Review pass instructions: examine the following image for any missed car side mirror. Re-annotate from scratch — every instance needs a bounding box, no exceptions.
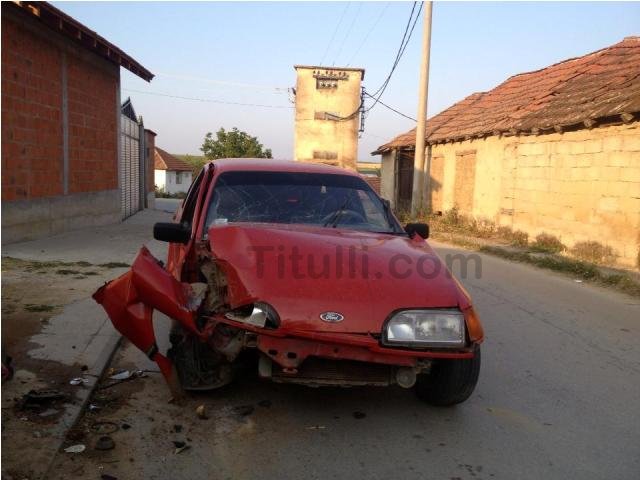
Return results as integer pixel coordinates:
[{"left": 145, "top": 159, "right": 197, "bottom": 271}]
[
  {"left": 405, "top": 222, "right": 429, "bottom": 239},
  {"left": 153, "top": 222, "right": 190, "bottom": 244}
]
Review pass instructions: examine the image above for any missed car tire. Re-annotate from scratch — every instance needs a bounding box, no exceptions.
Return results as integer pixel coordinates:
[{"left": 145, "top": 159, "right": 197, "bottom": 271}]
[{"left": 414, "top": 345, "right": 481, "bottom": 406}]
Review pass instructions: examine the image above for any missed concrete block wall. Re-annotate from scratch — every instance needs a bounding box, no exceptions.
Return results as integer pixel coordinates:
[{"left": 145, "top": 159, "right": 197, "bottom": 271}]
[
  {"left": 427, "top": 122, "right": 640, "bottom": 268},
  {"left": 1, "top": 8, "right": 121, "bottom": 244}
]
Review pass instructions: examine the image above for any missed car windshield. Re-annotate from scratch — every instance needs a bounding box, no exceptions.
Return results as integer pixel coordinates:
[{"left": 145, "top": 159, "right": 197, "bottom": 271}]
[{"left": 204, "top": 171, "right": 403, "bottom": 234}]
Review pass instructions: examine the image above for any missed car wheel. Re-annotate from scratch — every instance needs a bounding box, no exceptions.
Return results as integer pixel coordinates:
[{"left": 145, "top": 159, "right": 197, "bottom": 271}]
[{"left": 414, "top": 345, "right": 481, "bottom": 406}]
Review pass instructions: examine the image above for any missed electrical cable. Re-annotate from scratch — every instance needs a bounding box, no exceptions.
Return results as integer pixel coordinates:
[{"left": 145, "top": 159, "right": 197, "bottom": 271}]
[
  {"left": 320, "top": 2, "right": 351, "bottom": 66},
  {"left": 121, "top": 88, "right": 294, "bottom": 110},
  {"left": 332, "top": 2, "right": 363, "bottom": 66},
  {"left": 346, "top": 2, "right": 390, "bottom": 67}
]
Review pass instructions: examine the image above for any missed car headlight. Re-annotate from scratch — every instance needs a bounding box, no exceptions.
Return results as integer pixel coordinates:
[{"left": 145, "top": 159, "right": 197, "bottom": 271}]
[{"left": 383, "top": 309, "right": 465, "bottom": 348}]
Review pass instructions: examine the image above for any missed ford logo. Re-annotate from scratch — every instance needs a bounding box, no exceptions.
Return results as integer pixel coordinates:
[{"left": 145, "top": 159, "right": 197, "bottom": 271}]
[{"left": 320, "top": 312, "right": 344, "bottom": 323}]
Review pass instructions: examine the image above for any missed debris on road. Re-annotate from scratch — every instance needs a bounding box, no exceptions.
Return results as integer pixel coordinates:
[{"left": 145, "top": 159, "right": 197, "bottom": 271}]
[
  {"left": 21, "top": 389, "right": 66, "bottom": 411},
  {"left": 232, "top": 405, "right": 254, "bottom": 417},
  {"left": 306, "top": 425, "right": 326, "bottom": 430},
  {"left": 95, "top": 435, "right": 116, "bottom": 451},
  {"left": 64, "top": 444, "right": 86, "bottom": 453},
  {"left": 70, "top": 377, "right": 89, "bottom": 386},
  {"left": 90, "top": 420, "right": 119, "bottom": 435},
  {"left": 196, "top": 404, "right": 208, "bottom": 420},
  {"left": 173, "top": 441, "right": 190, "bottom": 454},
  {"left": 2, "top": 354, "right": 14, "bottom": 382},
  {"left": 121, "top": 423, "right": 131, "bottom": 430},
  {"left": 109, "top": 370, "right": 132, "bottom": 381}
]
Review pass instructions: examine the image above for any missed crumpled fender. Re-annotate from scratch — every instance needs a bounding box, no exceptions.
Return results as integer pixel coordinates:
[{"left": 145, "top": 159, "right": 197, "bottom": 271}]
[{"left": 93, "top": 246, "right": 203, "bottom": 396}]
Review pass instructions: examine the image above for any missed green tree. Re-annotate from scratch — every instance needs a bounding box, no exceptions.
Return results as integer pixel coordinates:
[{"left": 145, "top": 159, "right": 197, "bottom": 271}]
[{"left": 200, "top": 127, "right": 272, "bottom": 160}]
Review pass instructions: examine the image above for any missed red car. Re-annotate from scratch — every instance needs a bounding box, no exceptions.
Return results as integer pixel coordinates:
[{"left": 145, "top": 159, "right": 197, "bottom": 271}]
[{"left": 94, "top": 159, "right": 484, "bottom": 406}]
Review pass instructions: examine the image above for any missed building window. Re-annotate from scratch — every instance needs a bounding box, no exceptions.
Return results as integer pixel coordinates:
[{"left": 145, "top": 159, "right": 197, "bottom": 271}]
[
  {"left": 176, "top": 172, "right": 182, "bottom": 184},
  {"left": 313, "top": 150, "right": 338, "bottom": 160}
]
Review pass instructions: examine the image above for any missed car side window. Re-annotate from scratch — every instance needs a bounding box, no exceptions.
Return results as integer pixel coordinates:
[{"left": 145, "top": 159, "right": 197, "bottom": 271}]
[{"left": 177, "top": 170, "right": 203, "bottom": 230}]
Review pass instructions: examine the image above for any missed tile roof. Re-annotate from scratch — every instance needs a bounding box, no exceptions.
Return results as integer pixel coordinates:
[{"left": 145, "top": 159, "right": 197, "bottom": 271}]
[
  {"left": 154, "top": 148, "right": 193, "bottom": 172},
  {"left": 374, "top": 37, "right": 640, "bottom": 154}
]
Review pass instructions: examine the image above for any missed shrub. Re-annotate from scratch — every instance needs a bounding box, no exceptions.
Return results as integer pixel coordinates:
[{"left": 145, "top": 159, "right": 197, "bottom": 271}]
[
  {"left": 570, "top": 241, "right": 617, "bottom": 265},
  {"left": 530, "top": 233, "right": 565, "bottom": 254},
  {"left": 495, "top": 226, "right": 529, "bottom": 247},
  {"left": 442, "top": 206, "right": 462, "bottom": 226}
]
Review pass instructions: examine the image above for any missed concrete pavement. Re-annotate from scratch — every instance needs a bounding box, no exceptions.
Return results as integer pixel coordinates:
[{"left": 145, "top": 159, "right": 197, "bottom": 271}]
[{"left": 45, "top": 241, "right": 640, "bottom": 480}]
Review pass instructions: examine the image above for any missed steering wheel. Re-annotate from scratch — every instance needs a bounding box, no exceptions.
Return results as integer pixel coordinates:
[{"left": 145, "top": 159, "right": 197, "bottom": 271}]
[{"left": 321, "top": 209, "right": 366, "bottom": 226}]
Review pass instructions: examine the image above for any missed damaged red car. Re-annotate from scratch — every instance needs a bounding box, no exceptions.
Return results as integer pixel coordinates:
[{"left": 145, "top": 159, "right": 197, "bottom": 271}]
[{"left": 94, "top": 159, "right": 484, "bottom": 406}]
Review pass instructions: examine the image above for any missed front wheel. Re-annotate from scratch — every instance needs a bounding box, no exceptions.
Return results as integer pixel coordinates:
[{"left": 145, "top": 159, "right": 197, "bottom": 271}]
[{"left": 415, "top": 346, "right": 481, "bottom": 406}]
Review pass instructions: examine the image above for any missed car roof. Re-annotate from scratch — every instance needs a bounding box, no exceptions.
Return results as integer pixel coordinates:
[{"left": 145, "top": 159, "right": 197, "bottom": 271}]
[{"left": 210, "top": 158, "right": 361, "bottom": 177}]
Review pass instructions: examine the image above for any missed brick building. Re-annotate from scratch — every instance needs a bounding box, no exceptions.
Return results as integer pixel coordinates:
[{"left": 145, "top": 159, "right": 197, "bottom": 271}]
[
  {"left": 1, "top": 1, "right": 153, "bottom": 243},
  {"left": 375, "top": 37, "right": 640, "bottom": 268}
]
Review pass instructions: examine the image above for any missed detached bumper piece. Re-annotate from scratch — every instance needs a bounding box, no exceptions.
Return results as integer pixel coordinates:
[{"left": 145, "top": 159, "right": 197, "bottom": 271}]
[{"left": 93, "top": 246, "right": 204, "bottom": 399}]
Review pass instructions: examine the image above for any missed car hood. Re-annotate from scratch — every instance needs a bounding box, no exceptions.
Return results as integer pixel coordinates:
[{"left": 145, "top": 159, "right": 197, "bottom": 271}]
[{"left": 208, "top": 224, "right": 468, "bottom": 333}]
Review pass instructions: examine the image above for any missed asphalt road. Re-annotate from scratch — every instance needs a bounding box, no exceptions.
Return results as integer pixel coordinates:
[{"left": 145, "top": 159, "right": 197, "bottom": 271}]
[{"left": 49, "top": 243, "right": 640, "bottom": 480}]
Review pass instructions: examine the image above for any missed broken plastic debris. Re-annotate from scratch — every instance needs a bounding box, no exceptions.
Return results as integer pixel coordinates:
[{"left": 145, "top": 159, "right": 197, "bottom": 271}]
[
  {"left": 196, "top": 404, "right": 208, "bottom": 420},
  {"left": 70, "top": 377, "right": 89, "bottom": 386},
  {"left": 64, "top": 444, "right": 86, "bottom": 453},
  {"left": 109, "top": 370, "right": 131, "bottom": 381},
  {"left": 173, "top": 441, "right": 190, "bottom": 454},
  {"left": 95, "top": 435, "right": 116, "bottom": 451},
  {"left": 89, "top": 404, "right": 101, "bottom": 412}
]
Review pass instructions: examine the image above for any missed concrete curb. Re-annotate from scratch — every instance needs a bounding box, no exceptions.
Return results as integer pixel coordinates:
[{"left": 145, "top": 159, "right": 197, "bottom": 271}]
[{"left": 42, "top": 332, "right": 122, "bottom": 478}]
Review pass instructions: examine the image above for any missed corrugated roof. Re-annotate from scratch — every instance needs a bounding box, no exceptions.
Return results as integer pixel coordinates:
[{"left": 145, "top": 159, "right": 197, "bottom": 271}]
[
  {"left": 8, "top": 1, "right": 153, "bottom": 82},
  {"left": 374, "top": 37, "right": 640, "bottom": 154},
  {"left": 154, "top": 148, "right": 193, "bottom": 172}
]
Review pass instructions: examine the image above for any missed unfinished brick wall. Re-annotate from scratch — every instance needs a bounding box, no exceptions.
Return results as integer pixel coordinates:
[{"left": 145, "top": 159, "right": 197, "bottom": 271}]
[
  {"left": 429, "top": 122, "right": 640, "bottom": 268},
  {"left": 1, "top": 16, "right": 64, "bottom": 200},
  {"left": 66, "top": 55, "right": 118, "bottom": 194},
  {"left": 1, "top": 10, "right": 119, "bottom": 201}
]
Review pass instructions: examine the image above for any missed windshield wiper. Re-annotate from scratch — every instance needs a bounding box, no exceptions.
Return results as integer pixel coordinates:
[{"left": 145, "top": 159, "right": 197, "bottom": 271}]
[{"left": 323, "top": 194, "right": 353, "bottom": 228}]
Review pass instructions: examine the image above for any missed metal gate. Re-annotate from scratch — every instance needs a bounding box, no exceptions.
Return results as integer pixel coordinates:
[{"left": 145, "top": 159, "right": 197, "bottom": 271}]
[{"left": 120, "top": 99, "right": 145, "bottom": 219}]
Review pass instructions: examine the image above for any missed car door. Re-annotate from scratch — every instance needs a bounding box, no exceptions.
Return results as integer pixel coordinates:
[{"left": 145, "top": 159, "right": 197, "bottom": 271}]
[{"left": 166, "top": 165, "right": 212, "bottom": 280}]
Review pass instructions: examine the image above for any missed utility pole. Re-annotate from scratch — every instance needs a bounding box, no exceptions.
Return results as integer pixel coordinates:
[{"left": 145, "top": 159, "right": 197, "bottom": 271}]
[{"left": 411, "top": 1, "right": 433, "bottom": 217}]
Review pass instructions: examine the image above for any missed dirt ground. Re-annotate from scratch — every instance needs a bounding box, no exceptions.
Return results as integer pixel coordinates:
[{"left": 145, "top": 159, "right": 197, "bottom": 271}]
[
  {"left": 1, "top": 257, "right": 127, "bottom": 353},
  {"left": 1, "top": 257, "right": 129, "bottom": 480}
]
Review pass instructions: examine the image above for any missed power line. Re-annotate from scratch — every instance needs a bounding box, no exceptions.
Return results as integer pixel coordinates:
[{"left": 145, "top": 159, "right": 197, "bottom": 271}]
[
  {"left": 320, "top": 2, "right": 351, "bottom": 66},
  {"left": 333, "top": 2, "right": 420, "bottom": 122},
  {"left": 332, "top": 2, "right": 363, "bottom": 66},
  {"left": 369, "top": 1, "right": 420, "bottom": 99},
  {"left": 122, "top": 88, "right": 294, "bottom": 110},
  {"left": 365, "top": 93, "right": 416, "bottom": 121},
  {"left": 154, "top": 72, "right": 288, "bottom": 93},
  {"left": 346, "top": 2, "right": 390, "bottom": 67}
]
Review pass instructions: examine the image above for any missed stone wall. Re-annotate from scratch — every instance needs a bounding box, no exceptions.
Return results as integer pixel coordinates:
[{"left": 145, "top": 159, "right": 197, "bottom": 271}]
[{"left": 427, "top": 122, "right": 640, "bottom": 268}]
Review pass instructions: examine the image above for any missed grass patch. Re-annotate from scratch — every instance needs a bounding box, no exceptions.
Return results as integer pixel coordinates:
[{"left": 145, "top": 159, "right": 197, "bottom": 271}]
[
  {"left": 479, "top": 245, "right": 640, "bottom": 297},
  {"left": 24, "top": 304, "right": 55, "bottom": 312},
  {"left": 530, "top": 233, "right": 566, "bottom": 254},
  {"left": 98, "top": 262, "right": 129, "bottom": 269},
  {"left": 56, "top": 269, "right": 82, "bottom": 275}
]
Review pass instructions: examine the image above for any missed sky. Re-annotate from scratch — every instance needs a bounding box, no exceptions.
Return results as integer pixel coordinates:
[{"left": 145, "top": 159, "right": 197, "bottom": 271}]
[{"left": 54, "top": 1, "right": 640, "bottom": 161}]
